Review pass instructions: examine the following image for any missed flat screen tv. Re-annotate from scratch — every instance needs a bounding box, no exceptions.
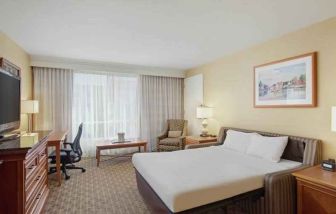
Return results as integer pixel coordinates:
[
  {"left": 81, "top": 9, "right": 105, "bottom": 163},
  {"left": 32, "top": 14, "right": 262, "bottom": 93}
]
[{"left": 0, "top": 68, "right": 20, "bottom": 135}]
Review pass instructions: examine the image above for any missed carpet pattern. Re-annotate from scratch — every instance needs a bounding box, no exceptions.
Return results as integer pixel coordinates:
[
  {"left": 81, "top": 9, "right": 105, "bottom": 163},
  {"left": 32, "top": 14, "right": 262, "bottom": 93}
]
[{"left": 45, "top": 157, "right": 150, "bottom": 214}]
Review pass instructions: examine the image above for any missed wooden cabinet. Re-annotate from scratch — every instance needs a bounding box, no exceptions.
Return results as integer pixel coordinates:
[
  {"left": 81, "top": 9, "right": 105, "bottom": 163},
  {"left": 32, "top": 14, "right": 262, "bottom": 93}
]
[
  {"left": 0, "top": 131, "right": 50, "bottom": 214},
  {"left": 292, "top": 166, "right": 336, "bottom": 214}
]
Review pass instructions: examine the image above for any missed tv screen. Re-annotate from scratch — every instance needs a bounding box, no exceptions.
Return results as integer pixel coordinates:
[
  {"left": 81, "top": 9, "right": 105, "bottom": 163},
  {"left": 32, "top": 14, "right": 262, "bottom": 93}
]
[{"left": 0, "top": 69, "right": 20, "bottom": 134}]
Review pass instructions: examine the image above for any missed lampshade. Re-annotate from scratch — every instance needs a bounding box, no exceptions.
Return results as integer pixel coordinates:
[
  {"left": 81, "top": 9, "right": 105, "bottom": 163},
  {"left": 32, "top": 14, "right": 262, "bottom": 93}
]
[
  {"left": 21, "top": 100, "right": 39, "bottom": 114},
  {"left": 196, "top": 106, "right": 213, "bottom": 119},
  {"left": 332, "top": 107, "right": 336, "bottom": 132}
]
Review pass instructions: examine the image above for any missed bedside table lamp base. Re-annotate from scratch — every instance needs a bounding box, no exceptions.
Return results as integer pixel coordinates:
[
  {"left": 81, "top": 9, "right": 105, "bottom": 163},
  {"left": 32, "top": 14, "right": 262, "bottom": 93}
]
[{"left": 200, "top": 119, "right": 209, "bottom": 137}]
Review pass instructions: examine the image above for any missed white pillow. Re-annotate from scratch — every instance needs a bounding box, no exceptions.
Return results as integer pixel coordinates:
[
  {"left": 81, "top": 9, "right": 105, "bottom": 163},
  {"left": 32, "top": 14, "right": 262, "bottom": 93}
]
[
  {"left": 222, "top": 130, "right": 259, "bottom": 153},
  {"left": 246, "top": 135, "right": 288, "bottom": 162}
]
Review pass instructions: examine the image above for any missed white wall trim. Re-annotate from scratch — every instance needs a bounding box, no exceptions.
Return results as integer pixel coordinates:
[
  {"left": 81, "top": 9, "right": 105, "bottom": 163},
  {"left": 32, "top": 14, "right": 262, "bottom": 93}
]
[{"left": 30, "top": 55, "right": 185, "bottom": 78}]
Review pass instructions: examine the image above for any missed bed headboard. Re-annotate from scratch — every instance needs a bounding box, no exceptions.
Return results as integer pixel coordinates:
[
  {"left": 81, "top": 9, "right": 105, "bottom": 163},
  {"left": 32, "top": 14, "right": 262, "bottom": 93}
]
[{"left": 217, "top": 127, "right": 322, "bottom": 166}]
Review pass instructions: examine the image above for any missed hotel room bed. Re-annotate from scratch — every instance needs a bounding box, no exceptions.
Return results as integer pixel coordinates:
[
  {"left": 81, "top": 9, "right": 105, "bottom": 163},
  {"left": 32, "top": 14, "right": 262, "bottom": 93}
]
[{"left": 133, "top": 127, "right": 322, "bottom": 214}]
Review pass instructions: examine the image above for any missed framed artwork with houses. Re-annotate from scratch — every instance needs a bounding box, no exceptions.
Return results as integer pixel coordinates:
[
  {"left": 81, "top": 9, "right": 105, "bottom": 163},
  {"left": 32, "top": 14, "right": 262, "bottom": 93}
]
[{"left": 254, "top": 52, "right": 317, "bottom": 108}]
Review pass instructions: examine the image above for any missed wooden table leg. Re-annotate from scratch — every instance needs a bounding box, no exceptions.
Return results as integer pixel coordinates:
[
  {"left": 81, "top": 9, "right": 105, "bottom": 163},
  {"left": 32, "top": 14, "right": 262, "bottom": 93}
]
[
  {"left": 96, "top": 148, "right": 100, "bottom": 167},
  {"left": 144, "top": 144, "right": 147, "bottom": 152},
  {"left": 55, "top": 143, "right": 61, "bottom": 186}
]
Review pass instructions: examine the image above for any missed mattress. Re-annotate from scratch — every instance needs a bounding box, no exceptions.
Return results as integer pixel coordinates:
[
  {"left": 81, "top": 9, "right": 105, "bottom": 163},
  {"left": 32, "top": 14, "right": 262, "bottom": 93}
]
[{"left": 132, "top": 146, "right": 302, "bottom": 212}]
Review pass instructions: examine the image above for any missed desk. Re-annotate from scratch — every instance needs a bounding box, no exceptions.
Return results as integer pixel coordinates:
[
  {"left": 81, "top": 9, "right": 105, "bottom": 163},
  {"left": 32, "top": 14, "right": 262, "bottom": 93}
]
[{"left": 47, "top": 131, "right": 68, "bottom": 186}]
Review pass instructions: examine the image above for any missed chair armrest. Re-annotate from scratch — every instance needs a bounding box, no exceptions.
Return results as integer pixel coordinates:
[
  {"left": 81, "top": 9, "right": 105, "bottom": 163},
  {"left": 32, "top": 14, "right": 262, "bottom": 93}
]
[
  {"left": 178, "top": 136, "right": 186, "bottom": 149},
  {"left": 185, "top": 142, "right": 221, "bottom": 149},
  {"left": 60, "top": 148, "right": 72, "bottom": 154},
  {"left": 264, "top": 165, "right": 309, "bottom": 214},
  {"left": 157, "top": 133, "right": 168, "bottom": 140},
  {"left": 63, "top": 142, "right": 73, "bottom": 149}
]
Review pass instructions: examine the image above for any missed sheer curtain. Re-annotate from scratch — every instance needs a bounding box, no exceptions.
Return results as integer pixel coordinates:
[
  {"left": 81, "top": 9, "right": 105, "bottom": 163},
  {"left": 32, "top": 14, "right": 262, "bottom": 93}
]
[
  {"left": 33, "top": 67, "right": 73, "bottom": 135},
  {"left": 72, "top": 72, "right": 139, "bottom": 156},
  {"left": 139, "top": 75, "right": 184, "bottom": 151}
]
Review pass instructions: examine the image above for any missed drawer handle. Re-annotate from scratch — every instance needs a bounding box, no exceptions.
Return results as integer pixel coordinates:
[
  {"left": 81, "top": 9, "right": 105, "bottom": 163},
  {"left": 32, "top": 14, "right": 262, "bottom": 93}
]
[
  {"left": 28, "top": 164, "right": 35, "bottom": 170},
  {"left": 35, "top": 175, "right": 42, "bottom": 181},
  {"left": 40, "top": 153, "right": 45, "bottom": 157},
  {"left": 36, "top": 193, "right": 42, "bottom": 200}
]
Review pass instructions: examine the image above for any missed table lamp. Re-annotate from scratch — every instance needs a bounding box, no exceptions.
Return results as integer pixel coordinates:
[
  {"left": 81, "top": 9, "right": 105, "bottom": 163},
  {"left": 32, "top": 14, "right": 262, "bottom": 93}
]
[
  {"left": 196, "top": 105, "right": 213, "bottom": 137},
  {"left": 21, "top": 100, "right": 39, "bottom": 133},
  {"left": 332, "top": 107, "right": 336, "bottom": 132}
]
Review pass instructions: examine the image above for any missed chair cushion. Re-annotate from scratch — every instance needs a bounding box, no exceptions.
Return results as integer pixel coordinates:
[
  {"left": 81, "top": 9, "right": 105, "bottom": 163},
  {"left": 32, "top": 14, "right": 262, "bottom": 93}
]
[
  {"left": 49, "top": 150, "right": 80, "bottom": 163},
  {"left": 158, "top": 145, "right": 181, "bottom": 152},
  {"left": 159, "top": 138, "right": 181, "bottom": 146},
  {"left": 168, "top": 131, "right": 182, "bottom": 138}
]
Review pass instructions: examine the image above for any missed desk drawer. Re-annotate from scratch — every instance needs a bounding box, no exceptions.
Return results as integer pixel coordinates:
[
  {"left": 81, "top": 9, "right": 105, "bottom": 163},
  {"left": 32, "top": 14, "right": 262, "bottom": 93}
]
[
  {"left": 38, "top": 147, "right": 47, "bottom": 164},
  {"left": 25, "top": 155, "right": 39, "bottom": 180},
  {"left": 31, "top": 184, "right": 49, "bottom": 214},
  {"left": 26, "top": 158, "right": 47, "bottom": 202},
  {"left": 26, "top": 169, "right": 47, "bottom": 214}
]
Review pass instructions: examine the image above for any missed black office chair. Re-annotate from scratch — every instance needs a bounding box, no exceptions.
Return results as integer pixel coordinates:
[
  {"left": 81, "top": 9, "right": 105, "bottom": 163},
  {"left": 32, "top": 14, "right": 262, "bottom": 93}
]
[{"left": 49, "top": 123, "right": 85, "bottom": 180}]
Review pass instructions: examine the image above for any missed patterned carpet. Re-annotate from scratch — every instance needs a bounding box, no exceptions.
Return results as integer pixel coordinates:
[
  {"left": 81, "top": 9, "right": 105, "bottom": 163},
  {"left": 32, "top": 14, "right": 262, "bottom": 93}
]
[{"left": 45, "top": 157, "right": 150, "bottom": 214}]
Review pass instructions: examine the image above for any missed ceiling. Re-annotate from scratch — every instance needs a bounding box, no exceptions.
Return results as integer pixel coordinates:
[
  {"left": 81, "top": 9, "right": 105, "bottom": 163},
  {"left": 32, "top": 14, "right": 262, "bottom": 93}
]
[{"left": 0, "top": 0, "right": 336, "bottom": 70}]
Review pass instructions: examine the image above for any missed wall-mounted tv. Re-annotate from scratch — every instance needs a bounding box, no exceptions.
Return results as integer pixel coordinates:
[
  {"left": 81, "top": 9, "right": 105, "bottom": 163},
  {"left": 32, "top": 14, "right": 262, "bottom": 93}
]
[{"left": 0, "top": 68, "right": 20, "bottom": 134}]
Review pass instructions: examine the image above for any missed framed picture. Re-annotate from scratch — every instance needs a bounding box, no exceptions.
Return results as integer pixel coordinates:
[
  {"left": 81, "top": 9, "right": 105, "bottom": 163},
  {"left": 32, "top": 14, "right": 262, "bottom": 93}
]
[{"left": 254, "top": 52, "right": 317, "bottom": 108}]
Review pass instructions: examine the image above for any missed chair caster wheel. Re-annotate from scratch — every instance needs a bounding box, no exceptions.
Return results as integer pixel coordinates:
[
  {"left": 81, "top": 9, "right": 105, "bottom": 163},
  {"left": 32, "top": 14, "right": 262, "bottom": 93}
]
[
  {"left": 65, "top": 175, "right": 70, "bottom": 180},
  {"left": 82, "top": 169, "right": 86, "bottom": 173}
]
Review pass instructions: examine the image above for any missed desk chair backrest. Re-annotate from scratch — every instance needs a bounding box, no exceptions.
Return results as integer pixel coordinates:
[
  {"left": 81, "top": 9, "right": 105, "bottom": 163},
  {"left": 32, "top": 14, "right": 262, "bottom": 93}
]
[{"left": 72, "top": 123, "right": 83, "bottom": 159}]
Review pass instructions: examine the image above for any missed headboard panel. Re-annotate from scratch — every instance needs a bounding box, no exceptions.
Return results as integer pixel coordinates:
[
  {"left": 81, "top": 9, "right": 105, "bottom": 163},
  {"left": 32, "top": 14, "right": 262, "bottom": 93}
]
[{"left": 217, "top": 127, "right": 322, "bottom": 166}]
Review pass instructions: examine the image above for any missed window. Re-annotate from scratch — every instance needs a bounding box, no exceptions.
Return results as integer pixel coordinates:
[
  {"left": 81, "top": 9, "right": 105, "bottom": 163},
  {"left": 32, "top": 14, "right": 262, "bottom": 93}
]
[{"left": 72, "top": 72, "right": 139, "bottom": 155}]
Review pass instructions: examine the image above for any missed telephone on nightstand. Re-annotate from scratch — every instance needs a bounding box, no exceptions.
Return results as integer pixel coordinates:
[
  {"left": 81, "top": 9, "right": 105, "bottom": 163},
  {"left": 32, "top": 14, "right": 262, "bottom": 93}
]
[{"left": 321, "top": 159, "right": 336, "bottom": 172}]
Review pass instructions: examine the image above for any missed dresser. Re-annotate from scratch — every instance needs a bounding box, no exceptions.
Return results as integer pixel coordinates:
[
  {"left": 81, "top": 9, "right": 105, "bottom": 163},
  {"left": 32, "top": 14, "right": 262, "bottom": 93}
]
[
  {"left": 0, "top": 131, "right": 51, "bottom": 214},
  {"left": 292, "top": 165, "right": 336, "bottom": 214}
]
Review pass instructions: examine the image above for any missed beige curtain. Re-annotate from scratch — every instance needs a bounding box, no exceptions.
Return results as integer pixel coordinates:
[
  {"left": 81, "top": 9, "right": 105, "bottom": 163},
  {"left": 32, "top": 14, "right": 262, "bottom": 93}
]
[
  {"left": 33, "top": 67, "right": 73, "bottom": 138},
  {"left": 139, "top": 75, "right": 184, "bottom": 151}
]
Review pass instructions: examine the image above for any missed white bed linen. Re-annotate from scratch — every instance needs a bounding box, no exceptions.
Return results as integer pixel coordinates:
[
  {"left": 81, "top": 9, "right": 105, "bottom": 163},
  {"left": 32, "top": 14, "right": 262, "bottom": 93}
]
[{"left": 132, "top": 146, "right": 302, "bottom": 212}]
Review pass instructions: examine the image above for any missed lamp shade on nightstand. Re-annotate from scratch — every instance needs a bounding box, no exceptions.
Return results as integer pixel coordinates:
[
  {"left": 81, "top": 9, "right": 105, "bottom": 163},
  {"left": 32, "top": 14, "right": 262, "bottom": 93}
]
[
  {"left": 332, "top": 107, "right": 336, "bottom": 132},
  {"left": 196, "top": 106, "right": 213, "bottom": 119},
  {"left": 21, "top": 100, "right": 39, "bottom": 114}
]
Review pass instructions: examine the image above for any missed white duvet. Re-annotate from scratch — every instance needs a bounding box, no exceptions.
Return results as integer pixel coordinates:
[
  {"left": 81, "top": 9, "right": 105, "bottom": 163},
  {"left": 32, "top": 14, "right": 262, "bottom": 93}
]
[{"left": 132, "top": 146, "right": 302, "bottom": 213}]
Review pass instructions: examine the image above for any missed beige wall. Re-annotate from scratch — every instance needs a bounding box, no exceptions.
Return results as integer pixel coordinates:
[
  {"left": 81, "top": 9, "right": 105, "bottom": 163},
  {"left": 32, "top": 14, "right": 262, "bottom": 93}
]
[
  {"left": 186, "top": 17, "right": 336, "bottom": 159},
  {"left": 0, "top": 32, "right": 32, "bottom": 131}
]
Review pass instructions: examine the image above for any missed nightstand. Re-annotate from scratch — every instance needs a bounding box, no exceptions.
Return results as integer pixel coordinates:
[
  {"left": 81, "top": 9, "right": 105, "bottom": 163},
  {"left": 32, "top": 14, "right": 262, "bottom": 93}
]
[
  {"left": 292, "top": 165, "right": 336, "bottom": 214},
  {"left": 185, "top": 136, "right": 217, "bottom": 145}
]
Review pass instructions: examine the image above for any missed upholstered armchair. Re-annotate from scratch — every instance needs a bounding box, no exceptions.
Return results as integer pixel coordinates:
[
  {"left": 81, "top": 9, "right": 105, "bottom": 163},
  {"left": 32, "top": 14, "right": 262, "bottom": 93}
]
[{"left": 156, "top": 119, "right": 188, "bottom": 152}]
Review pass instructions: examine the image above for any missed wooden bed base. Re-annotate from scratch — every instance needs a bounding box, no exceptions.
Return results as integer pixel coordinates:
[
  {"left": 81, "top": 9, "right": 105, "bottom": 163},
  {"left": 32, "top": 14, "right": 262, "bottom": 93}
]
[{"left": 135, "top": 170, "right": 265, "bottom": 214}]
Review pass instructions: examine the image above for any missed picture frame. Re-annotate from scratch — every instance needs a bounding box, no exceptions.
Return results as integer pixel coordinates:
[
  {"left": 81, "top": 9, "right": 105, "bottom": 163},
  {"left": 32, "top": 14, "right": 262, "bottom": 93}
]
[{"left": 254, "top": 52, "right": 317, "bottom": 108}]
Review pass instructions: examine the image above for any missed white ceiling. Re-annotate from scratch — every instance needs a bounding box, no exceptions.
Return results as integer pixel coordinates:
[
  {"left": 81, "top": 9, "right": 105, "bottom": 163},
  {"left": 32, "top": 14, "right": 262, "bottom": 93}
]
[{"left": 0, "top": 0, "right": 336, "bottom": 70}]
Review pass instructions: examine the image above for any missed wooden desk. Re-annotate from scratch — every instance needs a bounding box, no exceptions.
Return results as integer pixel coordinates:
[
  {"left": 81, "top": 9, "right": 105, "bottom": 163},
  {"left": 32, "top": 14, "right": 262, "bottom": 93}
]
[
  {"left": 186, "top": 136, "right": 217, "bottom": 145},
  {"left": 47, "top": 131, "right": 68, "bottom": 186},
  {"left": 96, "top": 141, "right": 147, "bottom": 167},
  {"left": 292, "top": 165, "right": 336, "bottom": 214}
]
